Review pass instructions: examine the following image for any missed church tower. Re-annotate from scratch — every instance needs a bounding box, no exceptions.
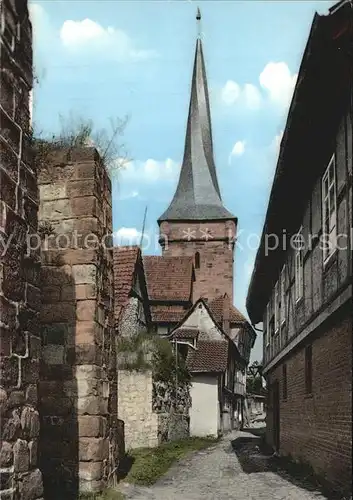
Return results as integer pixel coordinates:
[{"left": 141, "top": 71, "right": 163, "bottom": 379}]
[{"left": 158, "top": 9, "right": 237, "bottom": 303}]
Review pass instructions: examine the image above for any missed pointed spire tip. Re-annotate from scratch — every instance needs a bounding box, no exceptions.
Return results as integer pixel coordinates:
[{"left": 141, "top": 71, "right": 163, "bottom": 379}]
[{"left": 196, "top": 7, "right": 201, "bottom": 21}]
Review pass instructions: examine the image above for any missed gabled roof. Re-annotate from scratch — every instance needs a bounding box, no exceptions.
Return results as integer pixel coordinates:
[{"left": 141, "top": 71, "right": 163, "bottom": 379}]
[
  {"left": 158, "top": 34, "right": 235, "bottom": 222},
  {"left": 113, "top": 246, "right": 150, "bottom": 324},
  {"left": 150, "top": 305, "right": 187, "bottom": 323},
  {"left": 207, "top": 295, "right": 248, "bottom": 325},
  {"left": 171, "top": 327, "right": 199, "bottom": 340},
  {"left": 186, "top": 340, "right": 228, "bottom": 373},
  {"left": 143, "top": 255, "right": 194, "bottom": 302}
]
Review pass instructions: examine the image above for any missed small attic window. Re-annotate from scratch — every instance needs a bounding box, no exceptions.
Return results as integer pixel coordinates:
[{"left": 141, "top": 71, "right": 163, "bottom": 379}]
[{"left": 195, "top": 252, "right": 200, "bottom": 269}]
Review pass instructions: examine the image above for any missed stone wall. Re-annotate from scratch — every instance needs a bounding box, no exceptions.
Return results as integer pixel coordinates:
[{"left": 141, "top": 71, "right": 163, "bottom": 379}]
[
  {"left": 117, "top": 370, "right": 159, "bottom": 449},
  {"left": 0, "top": 1, "right": 44, "bottom": 498},
  {"left": 38, "top": 148, "right": 119, "bottom": 497},
  {"left": 119, "top": 296, "right": 147, "bottom": 339},
  {"left": 118, "top": 370, "right": 190, "bottom": 450}
]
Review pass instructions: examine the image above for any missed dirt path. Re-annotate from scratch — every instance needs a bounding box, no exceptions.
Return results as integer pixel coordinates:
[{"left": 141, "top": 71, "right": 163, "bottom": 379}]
[{"left": 118, "top": 429, "right": 329, "bottom": 500}]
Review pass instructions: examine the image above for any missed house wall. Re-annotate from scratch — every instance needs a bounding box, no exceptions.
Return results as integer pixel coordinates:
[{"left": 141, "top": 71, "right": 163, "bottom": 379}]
[
  {"left": 181, "top": 302, "right": 223, "bottom": 340},
  {"left": 159, "top": 220, "right": 236, "bottom": 302},
  {"left": 0, "top": 2, "right": 44, "bottom": 498},
  {"left": 263, "top": 109, "right": 352, "bottom": 368},
  {"left": 266, "top": 306, "right": 352, "bottom": 495},
  {"left": 190, "top": 374, "right": 219, "bottom": 437}
]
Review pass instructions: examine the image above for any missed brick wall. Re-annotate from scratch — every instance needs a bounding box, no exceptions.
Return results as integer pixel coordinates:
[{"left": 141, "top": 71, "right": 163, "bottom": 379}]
[
  {"left": 0, "top": 1, "right": 44, "bottom": 498},
  {"left": 38, "top": 148, "right": 119, "bottom": 497},
  {"left": 266, "top": 305, "right": 352, "bottom": 494},
  {"left": 160, "top": 220, "right": 236, "bottom": 302}
]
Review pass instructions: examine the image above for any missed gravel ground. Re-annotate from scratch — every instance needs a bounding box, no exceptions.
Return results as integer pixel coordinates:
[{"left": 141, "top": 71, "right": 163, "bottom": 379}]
[{"left": 118, "top": 428, "right": 329, "bottom": 500}]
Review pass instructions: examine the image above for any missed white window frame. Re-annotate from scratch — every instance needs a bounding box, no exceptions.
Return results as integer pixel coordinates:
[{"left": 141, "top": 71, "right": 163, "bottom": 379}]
[
  {"left": 295, "top": 227, "right": 304, "bottom": 302},
  {"left": 322, "top": 154, "right": 337, "bottom": 264},
  {"left": 280, "top": 265, "right": 286, "bottom": 324},
  {"left": 274, "top": 281, "right": 279, "bottom": 333}
]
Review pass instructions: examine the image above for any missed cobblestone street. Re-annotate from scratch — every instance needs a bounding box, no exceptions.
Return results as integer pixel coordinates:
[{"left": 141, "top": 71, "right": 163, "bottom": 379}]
[{"left": 119, "top": 427, "right": 330, "bottom": 500}]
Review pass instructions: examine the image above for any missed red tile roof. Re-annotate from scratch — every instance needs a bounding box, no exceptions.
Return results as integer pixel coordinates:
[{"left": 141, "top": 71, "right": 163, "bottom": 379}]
[
  {"left": 150, "top": 305, "right": 187, "bottom": 323},
  {"left": 143, "top": 256, "right": 193, "bottom": 301},
  {"left": 207, "top": 295, "right": 248, "bottom": 325},
  {"left": 186, "top": 340, "right": 228, "bottom": 373},
  {"left": 171, "top": 328, "right": 199, "bottom": 340},
  {"left": 113, "top": 246, "right": 140, "bottom": 322}
]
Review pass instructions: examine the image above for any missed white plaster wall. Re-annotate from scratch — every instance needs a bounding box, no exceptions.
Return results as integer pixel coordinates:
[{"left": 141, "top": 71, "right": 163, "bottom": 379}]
[
  {"left": 182, "top": 303, "right": 223, "bottom": 340},
  {"left": 190, "top": 374, "right": 219, "bottom": 437}
]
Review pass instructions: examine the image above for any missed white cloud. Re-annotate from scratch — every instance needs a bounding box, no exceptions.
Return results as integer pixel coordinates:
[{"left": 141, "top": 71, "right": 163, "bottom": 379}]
[
  {"left": 229, "top": 141, "right": 246, "bottom": 164},
  {"left": 221, "top": 80, "right": 241, "bottom": 106},
  {"left": 221, "top": 81, "right": 261, "bottom": 110},
  {"left": 60, "top": 18, "right": 157, "bottom": 61},
  {"left": 120, "top": 158, "right": 180, "bottom": 183},
  {"left": 114, "top": 227, "right": 142, "bottom": 244},
  {"left": 221, "top": 62, "right": 297, "bottom": 111},
  {"left": 259, "top": 62, "right": 297, "bottom": 107},
  {"left": 243, "top": 84, "right": 262, "bottom": 110},
  {"left": 271, "top": 130, "right": 284, "bottom": 153}
]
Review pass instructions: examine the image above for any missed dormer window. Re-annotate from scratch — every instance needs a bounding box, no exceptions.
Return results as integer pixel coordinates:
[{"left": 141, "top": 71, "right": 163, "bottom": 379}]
[{"left": 195, "top": 252, "right": 200, "bottom": 269}]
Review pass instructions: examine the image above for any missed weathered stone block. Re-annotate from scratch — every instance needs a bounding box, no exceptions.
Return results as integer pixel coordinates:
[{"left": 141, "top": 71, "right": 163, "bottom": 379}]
[
  {"left": 41, "top": 303, "right": 76, "bottom": 323},
  {"left": 76, "top": 300, "right": 96, "bottom": 321},
  {"left": 67, "top": 179, "right": 98, "bottom": 198},
  {"left": 0, "top": 387, "right": 8, "bottom": 415},
  {"left": 43, "top": 345, "right": 65, "bottom": 365},
  {"left": 79, "top": 461, "right": 103, "bottom": 481},
  {"left": 28, "top": 439, "right": 38, "bottom": 467},
  {"left": 79, "top": 478, "right": 104, "bottom": 494},
  {"left": 2, "top": 409, "right": 21, "bottom": 440},
  {"left": 25, "top": 385, "right": 38, "bottom": 406},
  {"left": 42, "top": 323, "right": 67, "bottom": 345},
  {"left": 25, "top": 284, "right": 41, "bottom": 311},
  {"left": 61, "top": 285, "right": 75, "bottom": 302},
  {"left": 18, "top": 468, "right": 44, "bottom": 500},
  {"left": 72, "top": 264, "right": 96, "bottom": 285},
  {"left": 40, "top": 265, "right": 72, "bottom": 286},
  {"left": 74, "top": 344, "right": 102, "bottom": 365},
  {"left": 75, "top": 364, "right": 103, "bottom": 380},
  {"left": 71, "top": 196, "right": 98, "bottom": 218},
  {"left": 77, "top": 396, "right": 108, "bottom": 416},
  {"left": 79, "top": 438, "right": 109, "bottom": 462},
  {"left": 20, "top": 407, "right": 40, "bottom": 438},
  {"left": 78, "top": 416, "right": 107, "bottom": 438},
  {"left": 77, "top": 377, "right": 100, "bottom": 398},
  {"left": 13, "top": 439, "right": 29, "bottom": 473},
  {"left": 40, "top": 199, "right": 71, "bottom": 220},
  {"left": 75, "top": 284, "right": 97, "bottom": 300},
  {"left": 0, "top": 441, "right": 13, "bottom": 467},
  {"left": 39, "top": 184, "right": 67, "bottom": 201},
  {"left": 7, "top": 391, "right": 25, "bottom": 408}
]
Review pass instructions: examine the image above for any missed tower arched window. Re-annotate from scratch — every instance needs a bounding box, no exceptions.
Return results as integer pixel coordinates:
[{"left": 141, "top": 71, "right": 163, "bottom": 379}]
[{"left": 195, "top": 252, "right": 200, "bottom": 269}]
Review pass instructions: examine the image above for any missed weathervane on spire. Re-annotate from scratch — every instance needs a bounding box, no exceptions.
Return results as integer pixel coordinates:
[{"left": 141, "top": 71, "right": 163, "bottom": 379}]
[{"left": 196, "top": 7, "right": 201, "bottom": 39}]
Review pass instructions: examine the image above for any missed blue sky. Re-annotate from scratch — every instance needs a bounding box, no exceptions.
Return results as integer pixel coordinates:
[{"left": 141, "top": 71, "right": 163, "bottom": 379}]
[{"left": 30, "top": 0, "right": 333, "bottom": 361}]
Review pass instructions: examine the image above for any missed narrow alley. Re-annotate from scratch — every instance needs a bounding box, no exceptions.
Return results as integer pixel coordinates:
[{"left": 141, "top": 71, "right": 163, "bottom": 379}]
[{"left": 119, "top": 425, "right": 332, "bottom": 500}]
